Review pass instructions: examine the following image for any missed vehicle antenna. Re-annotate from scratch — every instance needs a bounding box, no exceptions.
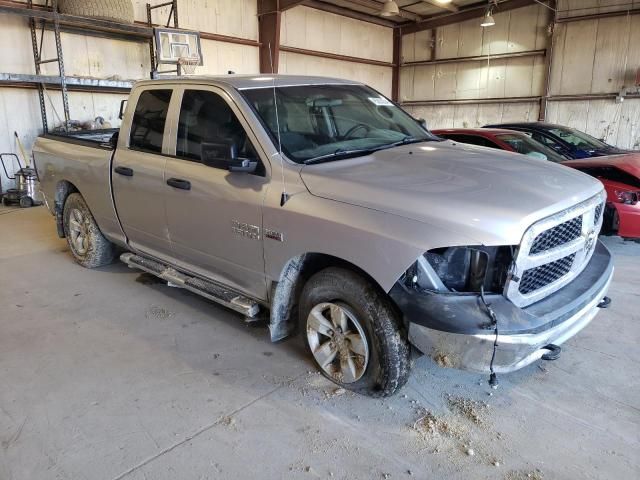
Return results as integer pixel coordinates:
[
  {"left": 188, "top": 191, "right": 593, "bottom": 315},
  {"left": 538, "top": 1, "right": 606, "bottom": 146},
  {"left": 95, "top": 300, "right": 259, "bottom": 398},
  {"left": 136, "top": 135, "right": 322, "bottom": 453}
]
[{"left": 269, "top": 43, "right": 289, "bottom": 207}]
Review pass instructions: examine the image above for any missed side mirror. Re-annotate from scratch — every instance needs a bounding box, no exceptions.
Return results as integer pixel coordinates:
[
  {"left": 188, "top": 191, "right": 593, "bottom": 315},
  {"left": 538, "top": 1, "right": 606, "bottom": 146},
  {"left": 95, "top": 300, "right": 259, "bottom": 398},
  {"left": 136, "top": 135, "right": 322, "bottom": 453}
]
[
  {"left": 201, "top": 141, "right": 257, "bottom": 173},
  {"left": 108, "top": 131, "right": 119, "bottom": 149},
  {"left": 417, "top": 118, "right": 427, "bottom": 130},
  {"left": 118, "top": 100, "right": 127, "bottom": 120},
  {"left": 228, "top": 158, "right": 258, "bottom": 173}
]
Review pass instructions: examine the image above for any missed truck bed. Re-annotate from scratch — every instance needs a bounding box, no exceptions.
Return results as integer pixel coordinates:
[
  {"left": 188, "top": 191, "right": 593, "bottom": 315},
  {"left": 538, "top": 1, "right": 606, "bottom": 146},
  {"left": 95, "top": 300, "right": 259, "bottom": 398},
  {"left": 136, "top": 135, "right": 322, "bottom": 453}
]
[
  {"left": 33, "top": 130, "right": 123, "bottom": 244},
  {"left": 44, "top": 128, "right": 119, "bottom": 150}
]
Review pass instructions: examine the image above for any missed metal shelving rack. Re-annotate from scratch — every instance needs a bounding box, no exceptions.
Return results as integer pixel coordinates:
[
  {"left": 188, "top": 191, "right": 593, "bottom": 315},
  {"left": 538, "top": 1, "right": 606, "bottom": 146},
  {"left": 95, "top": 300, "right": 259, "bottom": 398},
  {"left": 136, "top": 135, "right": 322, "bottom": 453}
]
[
  {"left": 27, "top": 0, "right": 69, "bottom": 133},
  {"left": 0, "top": 0, "right": 179, "bottom": 134}
]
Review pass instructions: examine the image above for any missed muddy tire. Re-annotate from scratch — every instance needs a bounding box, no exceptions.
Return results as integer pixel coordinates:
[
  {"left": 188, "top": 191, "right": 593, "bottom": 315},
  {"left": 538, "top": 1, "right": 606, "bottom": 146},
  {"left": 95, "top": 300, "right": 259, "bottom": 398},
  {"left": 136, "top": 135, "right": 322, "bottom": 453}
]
[
  {"left": 299, "top": 267, "right": 410, "bottom": 397},
  {"left": 63, "top": 193, "right": 116, "bottom": 268},
  {"left": 58, "top": 0, "right": 134, "bottom": 24}
]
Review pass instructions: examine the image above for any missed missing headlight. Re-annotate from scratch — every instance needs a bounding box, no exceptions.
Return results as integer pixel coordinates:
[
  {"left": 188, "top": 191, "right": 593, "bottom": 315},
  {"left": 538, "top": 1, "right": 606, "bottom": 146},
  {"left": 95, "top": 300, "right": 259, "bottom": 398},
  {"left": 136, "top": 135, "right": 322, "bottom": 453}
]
[{"left": 422, "top": 246, "right": 514, "bottom": 293}]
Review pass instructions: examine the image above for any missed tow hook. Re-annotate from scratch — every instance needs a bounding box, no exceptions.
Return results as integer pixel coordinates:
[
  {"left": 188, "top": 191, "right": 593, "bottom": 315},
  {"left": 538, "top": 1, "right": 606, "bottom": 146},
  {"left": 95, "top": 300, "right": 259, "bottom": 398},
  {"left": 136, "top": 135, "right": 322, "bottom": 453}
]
[
  {"left": 597, "top": 296, "right": 612, "bottom": 309},
  {"left": 541, "top": 344, "right": 561, "bottom": 361}
]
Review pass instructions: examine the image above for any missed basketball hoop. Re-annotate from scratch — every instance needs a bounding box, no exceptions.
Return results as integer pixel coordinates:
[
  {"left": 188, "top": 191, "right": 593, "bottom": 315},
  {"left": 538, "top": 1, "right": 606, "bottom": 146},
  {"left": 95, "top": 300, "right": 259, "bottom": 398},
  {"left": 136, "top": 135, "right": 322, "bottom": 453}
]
[
  {"left": 153, "top": 28, "right": 203, "bottom": 76},
  {"left": 178, "top": 56, "right": 199, "bottom": 75}
]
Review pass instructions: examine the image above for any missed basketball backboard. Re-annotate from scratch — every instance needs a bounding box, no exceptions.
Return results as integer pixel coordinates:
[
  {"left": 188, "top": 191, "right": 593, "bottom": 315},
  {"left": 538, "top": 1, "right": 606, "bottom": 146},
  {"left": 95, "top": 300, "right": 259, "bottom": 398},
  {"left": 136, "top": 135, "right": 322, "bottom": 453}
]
[{"left": 154, "top": 28, "right": 203, "bottom": 65}]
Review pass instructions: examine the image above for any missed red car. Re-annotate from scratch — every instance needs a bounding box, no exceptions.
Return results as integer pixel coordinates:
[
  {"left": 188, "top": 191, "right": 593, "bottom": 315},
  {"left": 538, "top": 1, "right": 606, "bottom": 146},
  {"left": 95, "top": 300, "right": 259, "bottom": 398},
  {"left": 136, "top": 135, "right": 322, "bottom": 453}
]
[{"left": 433, "top": 128, "right": 640, "bottom": 239}]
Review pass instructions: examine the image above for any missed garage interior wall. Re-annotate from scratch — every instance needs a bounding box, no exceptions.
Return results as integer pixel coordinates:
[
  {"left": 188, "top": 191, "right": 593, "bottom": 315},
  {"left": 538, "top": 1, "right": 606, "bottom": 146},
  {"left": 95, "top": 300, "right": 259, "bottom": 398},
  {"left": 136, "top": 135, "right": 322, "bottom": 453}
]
[
  {"left": 0, "top": 1, "right": 394, "bottom": 189},
  {"left": 400, "top": 3, "right": 550, "bottom": 130},
  {"left": 0, "top": 0, "right": 260, "bottom": 187},
  {"left": 401, "top": 0, "right": 640, "bottom": 151},
  {"left": 279, "top": 6, "right": 393, "bottom": 96},
  {"left": 4, "top": 0, "right": 640, "bottom": 190},
  {"left": 547, "top": 0, "right": 640, "bottom": 149}
]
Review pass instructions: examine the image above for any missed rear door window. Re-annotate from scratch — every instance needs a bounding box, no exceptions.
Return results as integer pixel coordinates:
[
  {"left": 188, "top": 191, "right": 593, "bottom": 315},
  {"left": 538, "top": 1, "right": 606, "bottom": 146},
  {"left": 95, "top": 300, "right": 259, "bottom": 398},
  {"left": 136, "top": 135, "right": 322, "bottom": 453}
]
[{"left": 129, "top": 89, "right": 173, "bottom": 153}]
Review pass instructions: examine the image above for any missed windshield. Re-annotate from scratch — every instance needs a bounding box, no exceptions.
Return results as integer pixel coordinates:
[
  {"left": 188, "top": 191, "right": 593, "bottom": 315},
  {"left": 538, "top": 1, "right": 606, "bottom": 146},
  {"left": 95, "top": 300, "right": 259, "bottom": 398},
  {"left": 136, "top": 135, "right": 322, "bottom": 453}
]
[
  {"left": 241, "top": 84, "right": 435, "bottom": 163},
  {"left": 496, "top": 133, "right": 565, "bottom": 162},
  {"left": 548, "top": 127, "right": 612, "bottom": 151}
]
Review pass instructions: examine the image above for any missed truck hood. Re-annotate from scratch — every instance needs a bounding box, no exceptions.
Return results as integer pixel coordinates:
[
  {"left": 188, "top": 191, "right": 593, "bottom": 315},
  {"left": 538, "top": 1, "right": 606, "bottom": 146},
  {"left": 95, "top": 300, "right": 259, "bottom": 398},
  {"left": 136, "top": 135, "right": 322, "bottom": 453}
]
[{"left": 300, "top": 141, "right": 604, "bottom": 245}]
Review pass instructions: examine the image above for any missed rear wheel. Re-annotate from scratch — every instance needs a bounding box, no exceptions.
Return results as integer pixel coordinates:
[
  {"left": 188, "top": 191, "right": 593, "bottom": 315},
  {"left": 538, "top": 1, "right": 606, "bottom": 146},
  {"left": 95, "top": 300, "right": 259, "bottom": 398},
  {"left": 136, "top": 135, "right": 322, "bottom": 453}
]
[
  {"left": 63, "top": 193, "right": 116, "bottom": 268},
  {"left": 299, "top": 267, "right": 410, "bottom": 397},
  {"left": 19, "top": 196, "right": 33, "bottom": 208}
]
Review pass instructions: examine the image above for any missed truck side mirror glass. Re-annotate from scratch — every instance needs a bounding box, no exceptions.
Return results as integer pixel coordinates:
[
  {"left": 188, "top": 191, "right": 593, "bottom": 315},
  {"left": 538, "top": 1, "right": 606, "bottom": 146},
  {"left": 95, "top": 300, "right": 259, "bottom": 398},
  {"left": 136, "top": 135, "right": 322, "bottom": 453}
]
[{"left": 201, "top": 141, "right": 237, "bottom": 168}]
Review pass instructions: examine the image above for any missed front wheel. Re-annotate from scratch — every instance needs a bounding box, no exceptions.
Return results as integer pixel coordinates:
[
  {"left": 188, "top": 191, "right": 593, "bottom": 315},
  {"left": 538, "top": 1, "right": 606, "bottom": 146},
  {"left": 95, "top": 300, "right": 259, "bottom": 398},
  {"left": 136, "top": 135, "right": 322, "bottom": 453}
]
[
  {"left": 299, "top": 267, "right": 410, "bottom": 397},
  {"left": 63, "top": 193, "right": 116, "bottom": 268}
]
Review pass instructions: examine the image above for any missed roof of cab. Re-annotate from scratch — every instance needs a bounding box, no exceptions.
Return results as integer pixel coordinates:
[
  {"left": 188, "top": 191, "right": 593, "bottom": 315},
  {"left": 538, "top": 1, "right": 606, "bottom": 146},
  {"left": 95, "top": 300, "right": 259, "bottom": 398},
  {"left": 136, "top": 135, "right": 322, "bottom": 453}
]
[{"left": 133, "top": 74, "right": 362, "bottom": 90}]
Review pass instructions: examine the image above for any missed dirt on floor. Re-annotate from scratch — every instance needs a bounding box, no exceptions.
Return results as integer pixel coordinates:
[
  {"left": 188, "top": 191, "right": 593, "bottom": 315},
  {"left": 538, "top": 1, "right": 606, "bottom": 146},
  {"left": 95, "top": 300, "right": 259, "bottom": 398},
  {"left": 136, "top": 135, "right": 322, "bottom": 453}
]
[{"left": 0, "top": 207, "right": 638, "bottom": 480}]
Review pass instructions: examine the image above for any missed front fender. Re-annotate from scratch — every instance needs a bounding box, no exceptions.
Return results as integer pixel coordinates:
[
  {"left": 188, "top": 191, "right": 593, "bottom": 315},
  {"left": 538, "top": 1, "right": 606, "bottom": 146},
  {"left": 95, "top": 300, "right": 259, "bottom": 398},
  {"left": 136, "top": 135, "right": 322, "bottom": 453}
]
[{"left": 263, "top": 190, "right": 479, "bottom": 293}]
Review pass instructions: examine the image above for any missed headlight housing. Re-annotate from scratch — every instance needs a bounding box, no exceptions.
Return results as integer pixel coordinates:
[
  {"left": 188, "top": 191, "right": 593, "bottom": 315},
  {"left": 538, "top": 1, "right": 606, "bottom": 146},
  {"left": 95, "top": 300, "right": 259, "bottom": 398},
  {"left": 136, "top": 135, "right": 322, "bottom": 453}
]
[
  {"left": 614, "top": 190, "right": 639, "bottom": 205},
  {"left": 405, "top": 246, "right": 515, "bottom": 294}
]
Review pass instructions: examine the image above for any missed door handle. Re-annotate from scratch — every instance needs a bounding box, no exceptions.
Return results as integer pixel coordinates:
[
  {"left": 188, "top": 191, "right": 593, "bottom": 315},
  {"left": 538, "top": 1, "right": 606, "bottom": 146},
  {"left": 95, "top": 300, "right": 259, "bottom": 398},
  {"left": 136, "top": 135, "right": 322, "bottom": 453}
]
[
  {"left": 114, "top": 166, "right": 134, "bottom": 177},
  {"left": 167, "top": 178, "right": 191, "bottom": 190}
]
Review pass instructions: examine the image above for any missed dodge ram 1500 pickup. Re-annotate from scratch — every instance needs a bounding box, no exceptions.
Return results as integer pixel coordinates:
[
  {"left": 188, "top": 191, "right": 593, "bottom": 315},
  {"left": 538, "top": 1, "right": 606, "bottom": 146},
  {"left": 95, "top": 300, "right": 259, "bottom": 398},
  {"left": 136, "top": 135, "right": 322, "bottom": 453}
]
[{"left": 34, "top": 75, "right": 613, "bottom": 397}]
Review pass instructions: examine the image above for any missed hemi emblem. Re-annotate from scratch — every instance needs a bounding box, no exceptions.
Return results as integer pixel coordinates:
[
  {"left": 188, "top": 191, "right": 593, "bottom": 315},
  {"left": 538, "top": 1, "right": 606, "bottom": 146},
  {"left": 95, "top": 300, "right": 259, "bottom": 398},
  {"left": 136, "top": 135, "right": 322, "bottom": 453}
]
[{"left": 264, "top": 228, "right": 284, "bottom": 242}]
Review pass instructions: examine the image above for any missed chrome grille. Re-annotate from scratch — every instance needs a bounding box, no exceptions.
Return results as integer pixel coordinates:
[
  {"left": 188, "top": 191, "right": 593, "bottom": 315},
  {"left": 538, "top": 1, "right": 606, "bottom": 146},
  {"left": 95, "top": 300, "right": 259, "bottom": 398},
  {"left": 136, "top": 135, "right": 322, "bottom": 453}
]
[
  {"left": 519, "top": 254, "right": 576, "bottom": 294},
  {"left": 530, "top": 216, "right": 582, "bottom": 254},
  {"left": 594, "top": 203, "right": 603, "bottom": 225},
  {"left": 505, "top": 192, "right": 606, "bottom": 307}
]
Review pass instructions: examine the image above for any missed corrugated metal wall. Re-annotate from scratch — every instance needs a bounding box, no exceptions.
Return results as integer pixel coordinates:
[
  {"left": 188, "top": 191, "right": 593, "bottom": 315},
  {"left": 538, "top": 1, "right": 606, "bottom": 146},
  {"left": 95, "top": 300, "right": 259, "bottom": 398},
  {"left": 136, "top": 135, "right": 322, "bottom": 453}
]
[
  {"left": 279, "top": 6, "right": 393, "bottom": 95},
  {"left": 547, "top": 0, "right": 640, "bottom": 149},
  {"left": 0, "top": 0, "right": 259, "bottom": 188},
  {"left": 400, "top": 3, "right": 549, "bottom": 129},
  {"left": 0, "top": 1, "right": 393, "bottom": 189},
  {"left": 4, "top": 0, "right": 640, "bottom": 191},
  {"left": 401, "top": 0, "right": 640, "bottom": 151}
]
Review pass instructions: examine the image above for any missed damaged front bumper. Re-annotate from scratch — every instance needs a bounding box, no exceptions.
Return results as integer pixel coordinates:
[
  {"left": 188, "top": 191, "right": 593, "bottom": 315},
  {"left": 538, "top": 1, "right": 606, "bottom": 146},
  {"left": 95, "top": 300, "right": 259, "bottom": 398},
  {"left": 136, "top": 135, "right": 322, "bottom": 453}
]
[{"left": 390, "top": 240, "right": 614, "bottom": 373}]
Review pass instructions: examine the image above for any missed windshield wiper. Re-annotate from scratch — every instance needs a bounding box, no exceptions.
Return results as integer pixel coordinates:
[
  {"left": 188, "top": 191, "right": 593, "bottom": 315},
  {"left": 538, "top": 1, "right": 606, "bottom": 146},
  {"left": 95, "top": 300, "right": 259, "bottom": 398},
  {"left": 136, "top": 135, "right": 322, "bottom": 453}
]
[
  {"left": 302, "top": 136, "right": 432, "bottom": 165},
  {"left": 303, "top": 147, "right": 378, "bottom": 165}
]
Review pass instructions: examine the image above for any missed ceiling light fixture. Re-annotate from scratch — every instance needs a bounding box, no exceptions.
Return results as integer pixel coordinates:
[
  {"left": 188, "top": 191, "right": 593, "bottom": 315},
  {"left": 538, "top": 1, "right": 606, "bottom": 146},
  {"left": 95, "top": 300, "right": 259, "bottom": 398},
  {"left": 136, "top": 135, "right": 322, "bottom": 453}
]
[
  {"left": 380, "top": 0, "right": 400, "bottom": 17},
  {"left": 481, "top": 2, "right": 496, "bottom": 27}
]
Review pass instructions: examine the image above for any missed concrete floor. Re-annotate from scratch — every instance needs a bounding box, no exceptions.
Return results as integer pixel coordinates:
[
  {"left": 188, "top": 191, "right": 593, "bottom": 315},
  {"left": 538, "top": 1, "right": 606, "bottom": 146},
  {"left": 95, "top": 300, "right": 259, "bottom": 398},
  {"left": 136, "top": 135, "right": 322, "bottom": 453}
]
[{"left": 0, "top": 206, "right": 638, "bottom": 480}]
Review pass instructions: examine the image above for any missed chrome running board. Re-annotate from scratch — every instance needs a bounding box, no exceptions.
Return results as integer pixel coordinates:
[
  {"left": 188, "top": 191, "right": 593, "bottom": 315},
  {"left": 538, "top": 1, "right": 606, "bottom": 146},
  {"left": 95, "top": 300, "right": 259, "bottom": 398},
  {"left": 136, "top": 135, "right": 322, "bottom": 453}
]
[{"left": 120, "top": 252, "right": 260, "bottom": 318}]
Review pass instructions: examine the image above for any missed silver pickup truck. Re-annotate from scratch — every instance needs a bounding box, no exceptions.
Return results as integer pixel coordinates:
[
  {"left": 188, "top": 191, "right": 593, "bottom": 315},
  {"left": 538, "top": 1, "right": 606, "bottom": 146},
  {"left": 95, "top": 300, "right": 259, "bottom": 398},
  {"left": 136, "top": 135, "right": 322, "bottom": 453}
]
[{"left": 34, "top": 75, "right": 613, "bottom": 397}]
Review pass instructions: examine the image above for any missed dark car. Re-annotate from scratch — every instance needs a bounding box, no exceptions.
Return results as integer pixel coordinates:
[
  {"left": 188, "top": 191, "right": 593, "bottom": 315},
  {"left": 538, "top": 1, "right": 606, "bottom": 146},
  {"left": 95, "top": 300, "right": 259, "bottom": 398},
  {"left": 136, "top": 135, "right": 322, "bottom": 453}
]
[{"left": 484, "top": 122, "right": 627, "bottom": 159}]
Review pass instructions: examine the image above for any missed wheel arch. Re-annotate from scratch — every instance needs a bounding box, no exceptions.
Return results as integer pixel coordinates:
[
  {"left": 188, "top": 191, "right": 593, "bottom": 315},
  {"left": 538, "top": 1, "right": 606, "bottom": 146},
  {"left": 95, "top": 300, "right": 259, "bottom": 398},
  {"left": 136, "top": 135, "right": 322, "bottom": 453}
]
[
  {"left": 54, "top": 180, "right": 80, "bottom": 238},
  {"left": 268, "top": 252, "right": 400, "bottom": 342}
]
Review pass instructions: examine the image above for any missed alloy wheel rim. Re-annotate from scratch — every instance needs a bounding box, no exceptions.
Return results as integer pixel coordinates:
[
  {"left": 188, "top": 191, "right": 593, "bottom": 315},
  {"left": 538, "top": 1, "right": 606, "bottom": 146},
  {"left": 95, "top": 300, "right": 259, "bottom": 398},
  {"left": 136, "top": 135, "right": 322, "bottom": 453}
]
[
  {"left": 68, "top": 208, "right": 89, "bottom": 255},
  {"left": 306, "top": 302, "right": 369, "bottom": 383}
]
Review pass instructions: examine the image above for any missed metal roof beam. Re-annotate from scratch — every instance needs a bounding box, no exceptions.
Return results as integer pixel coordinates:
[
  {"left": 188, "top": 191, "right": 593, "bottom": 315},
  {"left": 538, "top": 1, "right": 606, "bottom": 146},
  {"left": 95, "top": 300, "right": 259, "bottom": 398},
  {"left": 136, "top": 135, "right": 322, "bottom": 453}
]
[
  {"left": 400, "top": 0, "right": 536, "bottom": 35},
  {"left": 303, "top": 0, "right": 398, "bottom": 27},
  {"left": 341, "top": 0, "right": 423, "bottom": 22},
  {"left": 422, "top": 1, "right": 459, "bottom": 13}
]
